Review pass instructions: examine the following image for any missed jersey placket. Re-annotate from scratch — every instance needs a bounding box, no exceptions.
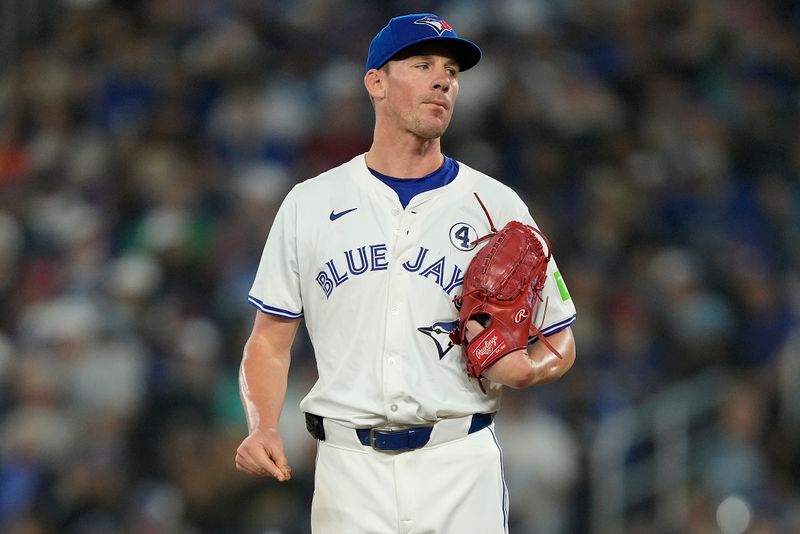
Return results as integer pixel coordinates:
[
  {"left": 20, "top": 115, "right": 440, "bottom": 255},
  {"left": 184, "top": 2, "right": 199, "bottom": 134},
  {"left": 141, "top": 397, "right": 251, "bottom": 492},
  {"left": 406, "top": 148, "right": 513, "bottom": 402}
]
[{"left": 381, "top": 202, "right": 415, "bottom": 424}]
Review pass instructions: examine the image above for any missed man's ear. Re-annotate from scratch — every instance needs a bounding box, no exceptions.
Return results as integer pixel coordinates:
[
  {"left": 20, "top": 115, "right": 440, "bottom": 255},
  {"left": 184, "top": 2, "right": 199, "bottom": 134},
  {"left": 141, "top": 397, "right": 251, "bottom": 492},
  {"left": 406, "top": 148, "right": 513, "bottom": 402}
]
[{"left": 364, "top": 69, "right": 385, "bottom": 101}]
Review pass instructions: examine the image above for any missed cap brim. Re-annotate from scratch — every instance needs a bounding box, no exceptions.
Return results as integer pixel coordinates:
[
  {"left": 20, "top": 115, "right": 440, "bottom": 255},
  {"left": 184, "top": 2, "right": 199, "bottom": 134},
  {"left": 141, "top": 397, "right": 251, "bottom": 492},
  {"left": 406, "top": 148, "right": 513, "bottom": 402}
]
[{"left": 382, "top": 36, "right": 482, "bottom": 72}]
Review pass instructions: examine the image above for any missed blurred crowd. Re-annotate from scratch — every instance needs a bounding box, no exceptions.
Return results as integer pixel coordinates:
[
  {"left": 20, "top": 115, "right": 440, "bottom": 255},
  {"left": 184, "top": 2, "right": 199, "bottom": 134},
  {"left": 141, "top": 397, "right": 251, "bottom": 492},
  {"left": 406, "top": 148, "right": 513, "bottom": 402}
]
[{"left": 0, "top": 0, "right": 799, "bottom": 533}]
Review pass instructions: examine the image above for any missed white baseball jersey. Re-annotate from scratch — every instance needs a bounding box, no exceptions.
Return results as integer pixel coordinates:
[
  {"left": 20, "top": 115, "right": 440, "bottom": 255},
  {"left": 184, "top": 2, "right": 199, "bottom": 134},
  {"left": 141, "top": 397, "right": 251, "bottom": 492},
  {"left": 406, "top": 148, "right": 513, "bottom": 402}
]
[{"left": 249, "top": 153, "right": 576, "bottom": 428}]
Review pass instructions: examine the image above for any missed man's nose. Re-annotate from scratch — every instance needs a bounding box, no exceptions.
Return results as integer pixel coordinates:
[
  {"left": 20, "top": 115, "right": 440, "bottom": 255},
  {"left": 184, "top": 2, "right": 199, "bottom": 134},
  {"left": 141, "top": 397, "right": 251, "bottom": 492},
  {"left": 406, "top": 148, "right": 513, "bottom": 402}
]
[{"left": 432, "top": 71, "right": 450, "bottom": 92}]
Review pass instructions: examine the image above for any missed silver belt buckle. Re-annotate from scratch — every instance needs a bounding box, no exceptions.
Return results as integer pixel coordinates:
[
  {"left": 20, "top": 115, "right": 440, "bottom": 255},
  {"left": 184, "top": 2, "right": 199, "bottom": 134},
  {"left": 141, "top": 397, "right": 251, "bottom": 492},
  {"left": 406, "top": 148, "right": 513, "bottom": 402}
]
[{"left": 369, "top": 425, "right": 398, "bottom": 450}]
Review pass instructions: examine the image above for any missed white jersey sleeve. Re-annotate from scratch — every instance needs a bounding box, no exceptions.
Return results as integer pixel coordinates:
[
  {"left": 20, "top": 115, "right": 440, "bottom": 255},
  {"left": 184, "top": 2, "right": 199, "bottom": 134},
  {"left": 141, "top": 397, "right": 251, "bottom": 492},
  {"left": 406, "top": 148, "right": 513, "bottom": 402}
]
[{"left": 248, "top": 187, "right": 303, "bottom": 320}]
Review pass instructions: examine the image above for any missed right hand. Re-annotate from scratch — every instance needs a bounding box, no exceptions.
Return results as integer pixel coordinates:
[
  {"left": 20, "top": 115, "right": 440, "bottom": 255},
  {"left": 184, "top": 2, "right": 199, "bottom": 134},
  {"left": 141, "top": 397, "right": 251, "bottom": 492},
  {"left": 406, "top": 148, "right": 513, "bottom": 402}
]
[{"left": 235, "top": 428, "right": 292, "bottom": 481}]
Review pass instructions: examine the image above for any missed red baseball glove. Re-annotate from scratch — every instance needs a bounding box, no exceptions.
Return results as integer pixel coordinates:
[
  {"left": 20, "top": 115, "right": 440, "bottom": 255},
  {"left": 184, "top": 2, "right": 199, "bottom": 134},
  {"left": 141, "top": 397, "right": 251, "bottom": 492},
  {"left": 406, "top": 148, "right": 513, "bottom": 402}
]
[{"left": 450, "top": 195, "right": 561, "bottom": 385}]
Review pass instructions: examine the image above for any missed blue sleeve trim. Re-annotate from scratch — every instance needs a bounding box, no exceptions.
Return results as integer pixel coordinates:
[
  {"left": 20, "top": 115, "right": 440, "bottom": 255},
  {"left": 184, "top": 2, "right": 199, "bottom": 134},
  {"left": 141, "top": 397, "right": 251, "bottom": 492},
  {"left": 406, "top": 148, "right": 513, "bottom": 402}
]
[
  {"left": 528, "top": 314, "right": 576, "bottom": 345},
  {"left": 248, "top": 295, "right": 304, "bottom": 319}
]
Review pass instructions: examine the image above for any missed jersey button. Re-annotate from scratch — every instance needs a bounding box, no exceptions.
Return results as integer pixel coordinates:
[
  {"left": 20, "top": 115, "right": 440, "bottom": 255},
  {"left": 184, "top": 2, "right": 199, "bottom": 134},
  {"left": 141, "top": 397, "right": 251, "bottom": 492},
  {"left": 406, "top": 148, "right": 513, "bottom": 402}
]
[
  {"left": 390, "top": 404, "right": 398, "bottom": 412},
  {"left": 387, "top": 357, "right": 395, "bottom": 365},
  {"left": 390, "top": 307, "right": 399, "bottom": 316},
  {"left": 391, "top": 207, "right": 400, "bottom": 215}
]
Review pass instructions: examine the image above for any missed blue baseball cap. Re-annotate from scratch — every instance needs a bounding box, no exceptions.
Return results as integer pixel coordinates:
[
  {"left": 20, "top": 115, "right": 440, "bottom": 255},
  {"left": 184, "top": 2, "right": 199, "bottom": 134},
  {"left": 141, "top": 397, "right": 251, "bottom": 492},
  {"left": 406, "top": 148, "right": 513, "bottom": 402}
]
[{"left": 365, "top": 13, "right": 482, "bottom": 72}]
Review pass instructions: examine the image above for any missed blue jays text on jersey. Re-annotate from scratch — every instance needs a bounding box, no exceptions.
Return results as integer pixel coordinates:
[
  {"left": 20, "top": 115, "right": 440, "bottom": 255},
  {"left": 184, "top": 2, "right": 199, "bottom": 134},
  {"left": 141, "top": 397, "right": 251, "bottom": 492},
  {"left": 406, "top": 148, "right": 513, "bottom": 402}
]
[{"left": 316, "top": 242, "right": 464, "bottom": 299}]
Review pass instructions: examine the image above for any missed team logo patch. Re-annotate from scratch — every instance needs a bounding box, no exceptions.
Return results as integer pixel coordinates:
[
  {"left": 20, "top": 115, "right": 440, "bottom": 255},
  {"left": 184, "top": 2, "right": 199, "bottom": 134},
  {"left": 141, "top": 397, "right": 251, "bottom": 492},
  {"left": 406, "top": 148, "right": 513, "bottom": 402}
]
[
  {"left": 449, "top": 223, "right": 478, "bottom": 251},
  {"left": 418, "top": 320, "right": 459, "bottom": 359},
  {"left": 414, "top": 16, "right": 453, "bottom": 36}
]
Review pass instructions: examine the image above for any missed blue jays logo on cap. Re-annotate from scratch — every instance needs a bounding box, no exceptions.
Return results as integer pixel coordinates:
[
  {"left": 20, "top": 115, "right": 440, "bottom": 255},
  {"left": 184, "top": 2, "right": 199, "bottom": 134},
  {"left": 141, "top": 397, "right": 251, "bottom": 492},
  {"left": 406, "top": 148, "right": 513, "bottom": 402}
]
[
  {"left": 366, "top": 13, "right": 482, "bottom": 72},
  {"left": 414, "top": 16, "right": 453, "bottom": 36}
]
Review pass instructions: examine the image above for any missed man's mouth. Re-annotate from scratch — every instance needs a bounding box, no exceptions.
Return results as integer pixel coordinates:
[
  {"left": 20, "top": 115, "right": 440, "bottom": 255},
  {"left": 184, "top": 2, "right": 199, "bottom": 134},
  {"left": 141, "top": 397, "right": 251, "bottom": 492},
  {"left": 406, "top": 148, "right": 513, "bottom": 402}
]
[{"left": 425, "top": 100, "right": 449, "bottom": 110}]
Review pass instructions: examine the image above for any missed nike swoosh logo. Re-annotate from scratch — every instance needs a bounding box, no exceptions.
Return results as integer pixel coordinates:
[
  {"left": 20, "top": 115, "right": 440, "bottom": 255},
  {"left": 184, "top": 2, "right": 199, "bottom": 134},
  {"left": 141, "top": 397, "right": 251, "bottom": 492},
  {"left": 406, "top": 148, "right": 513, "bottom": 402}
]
[{"left": 329, "top": 207, "right": 358, "bottom": 221}]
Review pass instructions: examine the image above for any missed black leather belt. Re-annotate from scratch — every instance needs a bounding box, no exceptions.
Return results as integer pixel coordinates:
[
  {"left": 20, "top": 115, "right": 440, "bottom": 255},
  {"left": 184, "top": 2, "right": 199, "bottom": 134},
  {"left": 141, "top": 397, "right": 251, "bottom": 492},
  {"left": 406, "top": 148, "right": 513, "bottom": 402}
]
[{"left": 305, "top": 412, "right": 495, "bottom": 451}]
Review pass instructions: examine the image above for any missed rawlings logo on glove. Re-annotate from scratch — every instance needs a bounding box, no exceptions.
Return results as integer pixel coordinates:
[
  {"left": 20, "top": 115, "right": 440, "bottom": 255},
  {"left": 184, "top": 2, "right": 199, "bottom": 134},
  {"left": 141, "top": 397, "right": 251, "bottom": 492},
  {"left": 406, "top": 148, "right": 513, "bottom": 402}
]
[{"left": 450, "top": 194, "right": 562, "bottom": 390}]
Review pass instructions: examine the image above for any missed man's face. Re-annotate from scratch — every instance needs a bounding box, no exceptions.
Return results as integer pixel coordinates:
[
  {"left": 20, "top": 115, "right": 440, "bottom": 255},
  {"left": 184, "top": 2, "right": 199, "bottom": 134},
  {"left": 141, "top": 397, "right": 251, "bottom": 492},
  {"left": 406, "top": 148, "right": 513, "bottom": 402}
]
[{"left": 381, "top": 44, "right": 460, "bottom": 140}]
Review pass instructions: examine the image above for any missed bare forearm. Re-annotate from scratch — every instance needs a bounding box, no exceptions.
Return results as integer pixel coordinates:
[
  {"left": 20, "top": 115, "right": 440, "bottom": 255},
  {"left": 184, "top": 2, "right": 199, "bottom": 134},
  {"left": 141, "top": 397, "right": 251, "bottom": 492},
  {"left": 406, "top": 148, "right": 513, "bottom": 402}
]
[
  {"left": 238, "top": 313, "right": 299, "bottom": 432},
  {"left": 239, "top": 341, "right": 290, "bottom": 432},
  {"left": 235, "top": 313, "right": 299, "bottom": 481},
  {"left": 482, "top": 328, "right": 576, "bottom": 389}
]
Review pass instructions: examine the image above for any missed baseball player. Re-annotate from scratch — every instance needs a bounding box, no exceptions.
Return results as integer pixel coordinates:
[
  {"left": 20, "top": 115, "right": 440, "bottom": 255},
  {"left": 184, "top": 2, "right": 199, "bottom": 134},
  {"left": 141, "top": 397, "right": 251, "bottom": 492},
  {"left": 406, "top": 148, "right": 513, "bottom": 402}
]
[{"left": 235, "top": 13, "right": 577, "bottom": 534}]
